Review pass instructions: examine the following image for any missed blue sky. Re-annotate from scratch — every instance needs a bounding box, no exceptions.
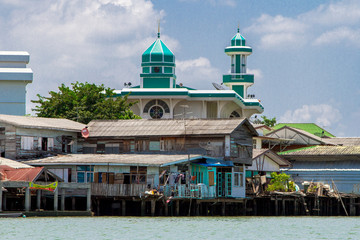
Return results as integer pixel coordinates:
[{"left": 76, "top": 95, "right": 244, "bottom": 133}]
[{"left": 0, "top": 0, "right": 359, "bottom": 137}]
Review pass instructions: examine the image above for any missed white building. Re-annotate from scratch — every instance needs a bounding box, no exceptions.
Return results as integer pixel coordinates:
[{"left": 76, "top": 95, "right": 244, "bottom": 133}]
[{"left": 0, "top": 51, "right": 33, "bottom": 116}]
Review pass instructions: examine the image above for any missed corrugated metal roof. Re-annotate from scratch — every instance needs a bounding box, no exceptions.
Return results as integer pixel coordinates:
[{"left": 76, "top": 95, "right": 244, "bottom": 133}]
[
  {"left": 1, "top": 167, "right": 43, "bottom": 181},
  {"left": 281, "top": 146, "right": 360, "bottom": 156},
  {"left": 87, "top": 118, "right": 252, "bottom": 137},
  {"left": 25, "top": 154, "right": 202, "bottom": 166},
  {"left": 285, "top": 160, "right": 360, "bottom": 171},
  {"left": 0, "top": 157, "right": 33, "bottom": 169},
  {"left": 324, "top": 137, "right": 360, "bottom": 146},
  {"left": 0, "top": 114, "right": 85, "bottom": 132}
]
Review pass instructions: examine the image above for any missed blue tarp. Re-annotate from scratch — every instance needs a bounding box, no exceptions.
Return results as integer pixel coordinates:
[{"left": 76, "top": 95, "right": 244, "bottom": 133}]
[{"left": 194, "top": 158, "right": 234, "bottom": 167}]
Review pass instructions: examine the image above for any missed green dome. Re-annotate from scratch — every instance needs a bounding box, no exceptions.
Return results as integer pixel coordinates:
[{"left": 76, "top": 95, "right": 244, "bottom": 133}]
[
  {"left": 231, "top": 28, "right": 246, "bottom": 46},
  {"left": 142, "top": 38, "right": 175, "bottom": 64}
]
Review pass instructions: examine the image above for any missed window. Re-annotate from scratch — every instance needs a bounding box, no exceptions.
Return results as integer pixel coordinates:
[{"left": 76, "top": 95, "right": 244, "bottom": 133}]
[
  {"left": 230, "top": 111, "right": 240, "bottom": 118},
  {"left": 149, "top": 141, "right": 160, "bottom": 151},
  {"left": 21, "top": 136, "right": 34, "bottom": 150},
  {"left": 209, "top": 171, "right": 215, "bottom": 186},
  {"left": 234, "top": 172, "right": 244, "bottom": 187},
  {"left": 149, "top": 106, "right": 164, "bottom": 119},
  {"left": 76, "top": 166, "right": 94, "bottom": 183}
]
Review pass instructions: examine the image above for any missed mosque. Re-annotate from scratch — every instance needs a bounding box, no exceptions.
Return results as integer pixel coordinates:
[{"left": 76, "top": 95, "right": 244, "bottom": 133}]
[{"left": 115, "top": 27, "right": 264, "bottom": 119}]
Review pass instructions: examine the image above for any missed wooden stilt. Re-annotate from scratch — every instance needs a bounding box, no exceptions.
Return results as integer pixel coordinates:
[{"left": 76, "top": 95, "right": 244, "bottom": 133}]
[
  {"left": 350, "top": 198, "right": 356, "bottom": 216},
  {"left": 72, "top": 197, "right": 76, "bottom": 210},
  {"left": 61, "top": 189, "right": 65, "bottom": 211},
  {"left": 221, "top": 202, "right": 226, "bottom": 216},
  {"left": 294, "top": 198, "right": 298, "bottom": 216},
  {"left": 151, "top": 200, "right": 156, "bottom": 217},
  {"left": 274, "top": 197, "right": 278, "bottom": 216},
  {"left": 164, "top": 201, "right": 169, "bottom": 216},
  {"left": 141, "top": 200, "right": 145, "bottom": 216},
  {"left": 282, "top": 199, "right": 286, "bottom": 216},
  {"left": 122, "top": 200, "right": 126, "bottom": 216},
  {"left": 176, "top": 200, "right": 180, "bottom": 216}
]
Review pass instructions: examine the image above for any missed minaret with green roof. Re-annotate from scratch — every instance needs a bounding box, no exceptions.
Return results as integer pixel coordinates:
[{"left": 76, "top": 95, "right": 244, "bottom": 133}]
[
  {"left": 140, "top": 25, "right": 176, "bottom": 88},
  {"left": 222, "top": 27, "right": 254, "bottom": 98}
]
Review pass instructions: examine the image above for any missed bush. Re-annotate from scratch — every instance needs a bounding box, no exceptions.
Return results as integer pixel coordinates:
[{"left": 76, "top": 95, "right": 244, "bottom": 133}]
[{"left": 267, "top": 172, "right": 295, "bottom": 192}]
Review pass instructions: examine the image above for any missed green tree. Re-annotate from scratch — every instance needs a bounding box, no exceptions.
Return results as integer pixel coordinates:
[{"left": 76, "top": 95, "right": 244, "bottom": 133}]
[
  {"left": 261, "top": 116, "right": 277, "bottom": 127},
  {"left": 267, "top": 172, "right": 295, "bottom": 192},
  {"left": 32, "top": 82, "right": 140, "bottom": 124}
]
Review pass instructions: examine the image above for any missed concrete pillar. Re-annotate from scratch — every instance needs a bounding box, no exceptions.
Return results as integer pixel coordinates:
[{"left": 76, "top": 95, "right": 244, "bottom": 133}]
[
  {"left": 54, "top": 188, "right": 58, "bottom": 211},
  {"left": 36, "top": 190, "right": 41, "bottom": 210},
  {"left": 86, "top": 187, "right": 91, "bottom": 211},
  {"left": 25, "top": 187, "right": 31, "bottom": 212},
  {"left": 0, "top": 182, "right": 3, "bottom": 212},
  {"left": 61, "top": 189, "right": 65, "bottom": 211}
]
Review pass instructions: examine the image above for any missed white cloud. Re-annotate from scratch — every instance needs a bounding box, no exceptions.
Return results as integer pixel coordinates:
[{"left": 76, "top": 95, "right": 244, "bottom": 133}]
[
  {"left": 178, "top": 0, "right": 236, "bottom": 7},
  {"left": 176, "top": 57, "right": 221, "bottom": 89},
  {"left": 0, "top": 0, "right": 170, "bottom": 113},
  {"left": 279, "top": 104, "right": 342, "bottom": 128},
  {"left": 246, "top": 0, "right": 360, "bottom": 49},
  {"left": 247, "top": 68, "right": 263, "bottom": 80},
  {"left": 314, "top": 27, "right": 360, "bottom": 46}
]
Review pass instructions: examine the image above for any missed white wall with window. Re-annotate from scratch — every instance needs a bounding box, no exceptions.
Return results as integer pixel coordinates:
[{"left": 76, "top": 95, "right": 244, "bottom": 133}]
[
  {"left": 231, "top": 165, "right": 245, "bottom": 198},
  {"left": 21, "top": 136, "right": 34, "bottom": 150}
]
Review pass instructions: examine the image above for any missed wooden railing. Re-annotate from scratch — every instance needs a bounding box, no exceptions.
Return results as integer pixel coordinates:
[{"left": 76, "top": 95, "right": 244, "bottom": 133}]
[{"left": 91, "top": 183, "right": 147, "bottom": 197}]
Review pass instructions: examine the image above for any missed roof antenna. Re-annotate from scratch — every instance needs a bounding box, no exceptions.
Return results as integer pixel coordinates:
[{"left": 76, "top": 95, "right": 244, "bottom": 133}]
[{"left": 157, "top": 19, "right": 161, "bottom": 38}]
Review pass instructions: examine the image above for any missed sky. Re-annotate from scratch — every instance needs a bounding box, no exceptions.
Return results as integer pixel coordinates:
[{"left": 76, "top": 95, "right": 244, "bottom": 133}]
[{"left": 0, "top": 0, "right": 359, "bottom": 137}]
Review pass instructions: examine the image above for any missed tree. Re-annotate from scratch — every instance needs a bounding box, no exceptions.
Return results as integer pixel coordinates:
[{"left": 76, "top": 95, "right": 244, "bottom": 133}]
[
  {"left": 267, "top": 172, "right": 295, "bottom": 192},
  {"left": 261, "top": 116, "right": 277, "bottom": 127},
  {"left": 32, "top": 82, "right": 140, "bottom": 124}
]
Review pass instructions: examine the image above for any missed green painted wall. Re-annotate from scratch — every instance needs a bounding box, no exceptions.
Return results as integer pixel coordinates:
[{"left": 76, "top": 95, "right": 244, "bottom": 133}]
[
  {"left": 232, "top": 85, "right": 244, "bottom": 97},
  {"left": 143, "top": 78, "right": 170, "bottom": 88}
]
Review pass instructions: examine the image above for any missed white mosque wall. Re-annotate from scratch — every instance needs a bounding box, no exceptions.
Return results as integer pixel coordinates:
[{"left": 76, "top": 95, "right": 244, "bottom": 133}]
[{"left": 0, "top": 81, "right": 27, "bottom": 115}]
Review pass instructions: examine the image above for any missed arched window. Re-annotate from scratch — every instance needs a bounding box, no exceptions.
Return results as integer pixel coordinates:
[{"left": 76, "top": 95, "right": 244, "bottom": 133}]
[
  {"left": 230, "top": 111, "right": 241, "bottom": 118},
  {"left": 143, "top": 100, "right": 170, "bottom": 119}
]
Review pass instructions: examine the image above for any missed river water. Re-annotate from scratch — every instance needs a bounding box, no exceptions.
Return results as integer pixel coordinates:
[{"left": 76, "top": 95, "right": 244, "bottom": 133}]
[{"left": 0, "top": 216, "right": 359, "bottom": 239}]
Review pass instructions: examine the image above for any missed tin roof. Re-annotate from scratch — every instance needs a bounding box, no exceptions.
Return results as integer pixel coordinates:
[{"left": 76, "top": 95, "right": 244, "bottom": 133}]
[
  {"left": 0, "top": 157, "right": 33, "bottom": 169},
  {"left": 25, "top": 154, "right": 203, "bottom": 167},
  {"left": 280, "top": 146, "right": 360, "bottom": 156},
  {"left": 273, "top": 123, "right": 335, "bottom": 138},
  {"left": 0, "top": 114, "right": 85, "bottom": 132},
  {"left": 87, "top": 118, "right": 256, "bottom": 137},
  {"left": 323, "top": 137, "right": 360, "bottom": 146},
  {"left": 253, "top": 149, "right": 291, "bottom": 167}
]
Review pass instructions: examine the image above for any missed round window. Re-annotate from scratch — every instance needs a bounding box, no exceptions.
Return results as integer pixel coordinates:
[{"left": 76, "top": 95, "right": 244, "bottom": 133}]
[
  {"left": 154, "top": 67, "right": 160, "bottom": 73},
  {"left": 230, "top": 111, "right": 240, "bottom": 118},
  {"left": 149, "top": 106, "right": 164, "bottom": 119}
]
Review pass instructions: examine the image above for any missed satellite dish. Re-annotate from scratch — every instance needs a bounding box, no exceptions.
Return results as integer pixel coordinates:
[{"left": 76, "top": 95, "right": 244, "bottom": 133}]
[
  {"left": 212, "top": 82, "right": 225, "bottom": 90},
  {"left": 81, "top": 127, "right": 90, "bottom": 138}
]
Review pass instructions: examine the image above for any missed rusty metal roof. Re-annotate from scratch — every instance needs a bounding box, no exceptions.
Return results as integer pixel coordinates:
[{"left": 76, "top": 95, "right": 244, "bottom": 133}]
[
  {"left": 87, "top": 118, "right": 255, "bottom": 137},
  {"left": 0, "top": 114, "right": 85, "bottom": 132},
  {"left": 1, "top": 167, "right": 43, "bottom": 181},
  {"left": 280, "top": 146, "right": 360, "bottom": 156},
  {"left": 25, "top": 154, "right": 203, "bottom": 167}
]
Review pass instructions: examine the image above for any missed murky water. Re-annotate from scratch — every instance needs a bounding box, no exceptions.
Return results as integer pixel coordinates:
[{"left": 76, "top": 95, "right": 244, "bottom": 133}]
[{"left": 0, "top": 216, "right": 359, "bottom": 239}]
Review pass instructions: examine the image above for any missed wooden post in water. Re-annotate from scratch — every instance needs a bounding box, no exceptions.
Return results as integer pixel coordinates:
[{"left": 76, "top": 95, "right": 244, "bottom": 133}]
[
  {"left": 0, "top": 182, "right": 3, "bottom": 212},
  {"left": 72, "top": 197, "right": 76, "bottom": 210},
  {"left": 282, "top": 199, "right": 286, "bottom": 216},
  {"left": 151, "top": 199, "right": 156, "bottom": 217},
  {"left": 122, "top": 200, "right": 126, "bottom": 216},
  {"left": 141, "top": 200, "right": 146, "bottom": 216},
  {"left": 350, "top": 198, "right": 356, "bottom": 216},
  {"left": 221, "top": 202, "right": 226, "bottom": 216},
  {"left": 176, "top": 200, "right": 180, "bottom": 216},
  {"left": 274, "top": 197, "right": 278, "bottom": 216},
  {"left": 294, "top": 198, "right": 298, "bottom": 216},
  {"left": 164, "top": 201, "right": 169, "bottom": 216}
]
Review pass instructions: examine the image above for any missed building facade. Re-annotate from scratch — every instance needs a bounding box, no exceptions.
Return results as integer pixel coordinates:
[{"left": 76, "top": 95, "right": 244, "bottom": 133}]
[
  {"left": 114, "top": 28, "right": 263, "bottom": 119},
  {"left": 0, "top": 51, "right": 33, "bottom": 115}
]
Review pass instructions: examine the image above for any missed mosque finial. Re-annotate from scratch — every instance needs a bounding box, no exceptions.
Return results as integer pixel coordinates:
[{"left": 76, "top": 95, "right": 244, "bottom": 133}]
[
  {"left": 157, "top": 20, "right": 160, "bottom": 38},
  {"left": 237, "top": 22, "right": 240, "bottom": 33}
]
